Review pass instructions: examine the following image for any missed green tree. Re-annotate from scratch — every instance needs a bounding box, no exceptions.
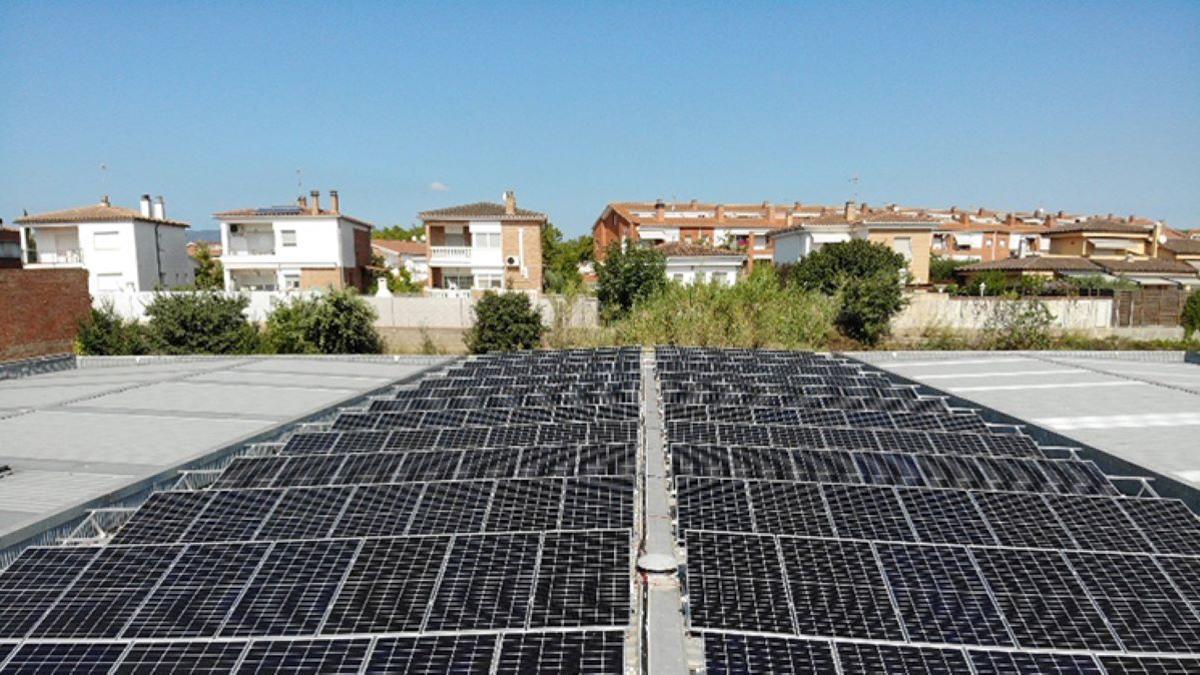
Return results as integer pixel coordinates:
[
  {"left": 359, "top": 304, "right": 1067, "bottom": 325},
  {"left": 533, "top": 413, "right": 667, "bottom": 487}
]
[
  {"left": 367, "top": 253, "right": 423, "bottom": 294},
  {"left": 264, "top": 289, "right": 384, "bottom": 354},
  {"left": 929, "top": 256, "right": 969, "bottom": 284},
  {"left": 75, "top": 301, "right": 147, "bottom": 355},
  {"left": 143, "top": 292, "right": 260, "bottom": 354},
  {"left": 541, "top": 223, "right": 593, "bottom": 294},
  {"left": 835, "top": 271, "right": 907, "bottom": 345},
  {"left": 595, "top": 241, "right": 666, "bottom": 320},
  {"left": 465, "top": 292, "right": 545, "bottom": 353},
  {"left": 192, "top": 246, "right": 224, "bottom": 290},
  {"left": 1183, "top": 289, "right": 1200, "bottom": 339},
  {"left": 374, "top": 224, "right": 425, "bottom": 241},
  {"left": 789, "top": 239, "right": 907, "bottom": 295}
]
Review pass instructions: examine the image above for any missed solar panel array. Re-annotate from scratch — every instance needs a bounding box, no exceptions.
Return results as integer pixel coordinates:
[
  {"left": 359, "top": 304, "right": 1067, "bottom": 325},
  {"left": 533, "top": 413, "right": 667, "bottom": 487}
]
[
  {"left": 660, "top": 347, "right": 1200, "bottom": 674},
  {"left": 0, "top": 349, "right": 640, "bottom": 673}
]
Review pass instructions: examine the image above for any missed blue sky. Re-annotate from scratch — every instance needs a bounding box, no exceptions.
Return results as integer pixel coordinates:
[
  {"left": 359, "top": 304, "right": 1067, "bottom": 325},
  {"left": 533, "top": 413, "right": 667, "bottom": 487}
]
[{"left": 1, "top": 2, "right": 1197, "bottom": 236}]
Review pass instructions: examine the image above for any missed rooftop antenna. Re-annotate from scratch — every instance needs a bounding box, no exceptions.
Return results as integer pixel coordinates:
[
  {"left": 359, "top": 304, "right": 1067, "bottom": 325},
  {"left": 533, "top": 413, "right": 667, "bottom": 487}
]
[
  {"left": 296, "top": 168, "right": 304, "bottom": 193},
  {"left": 849, "top": 174, "right": 860, "bottom": 202},
  {"left": 100, "top": 163, "right": 108, "bottom": 195}
]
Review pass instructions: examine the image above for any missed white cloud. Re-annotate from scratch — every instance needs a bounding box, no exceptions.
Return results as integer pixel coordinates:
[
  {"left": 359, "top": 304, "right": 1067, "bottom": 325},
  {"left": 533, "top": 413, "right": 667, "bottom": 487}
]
[{"left": 428, "top": 181, "right": 450, "bottom": 192}]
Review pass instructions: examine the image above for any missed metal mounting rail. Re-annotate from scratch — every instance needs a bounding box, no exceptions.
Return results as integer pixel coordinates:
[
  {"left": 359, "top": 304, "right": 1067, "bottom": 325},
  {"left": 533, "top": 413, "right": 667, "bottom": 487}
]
[{"left": 638, "top": 349, "right": 690, "bottom": 675}]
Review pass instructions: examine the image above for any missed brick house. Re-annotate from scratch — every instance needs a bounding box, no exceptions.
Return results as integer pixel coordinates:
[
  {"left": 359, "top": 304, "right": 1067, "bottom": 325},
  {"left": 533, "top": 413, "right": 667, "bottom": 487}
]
[
  {"left": 214, "top": 190, "right": 372, "bottom": 292},
  {"left": 419, "top": 191, "right": 545, "bottom": 295}
]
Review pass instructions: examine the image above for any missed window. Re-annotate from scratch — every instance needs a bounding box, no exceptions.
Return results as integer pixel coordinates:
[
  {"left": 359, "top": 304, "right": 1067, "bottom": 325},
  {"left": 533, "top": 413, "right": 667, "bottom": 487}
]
[
  {"left": 94, "top": 231, "right": 119, "bottom": 251},
  {"left": 283, "top": 274, "right": 300, "bottom": 290},
  {"left": 672, "top": 273, "right": 686, "bottom": 282},
  {"left": 710, "top": 271, "right": 728, "bottom": 284},
  {"left": 474, "top": 274, "right": 503, "bottom": 289},
  {"left": 281, "top": 230, "right": 297, "bottom": 247},
  {"left": 475, "top": 233, "right": 501, "bottom": 248},
  {"left": 892, "top": 237, "right": 913, "bottom": 261}
]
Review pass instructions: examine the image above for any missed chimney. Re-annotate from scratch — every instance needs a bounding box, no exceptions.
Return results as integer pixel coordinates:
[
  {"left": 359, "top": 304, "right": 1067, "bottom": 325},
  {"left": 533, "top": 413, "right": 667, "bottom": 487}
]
[
  {"left": 715, "top": 204, "right": 725, "bottom": 222},
  {"left": 298, "top": 195, "right": 308, "bottom": 209},
  {"left": 152, "top": 196, "right": 165, "bottom": 221},
  {"left": 310, "top": 190, "right": 320, "bottom": 215},
  {"left": 860, "top": 202, "right": 870, "bottom": 215},
  {"left": 139, "top": 194, "right": 152, "bottom": 218},
  {"left": 1057, "top": 210, "right": 1065, "bottom": 218},
  {"left": 793, "top": 201, "right": 803, "bottom": 210},
  {"left": 1005, "top": 213, "right": 1017, "bottom": 227},
  {"left": 654, "top": 198, "right": 665, "bottom": 222},
  {"left": 504, "top": 190, "right": 516, "bottom": 216},
  {"left": 763, "top": 201, "right": 775, "bottom": 221},
  {"left": 1106, "top": 212, "right": 1114, "bottom": 221},
  {"left": 330, "top": 190, "right": 340, "bottom": 214},
  {"left": 784, "top": 211, "right": 794, "bottom": 228},
  {"left": 688, "top": 199, "right": 698, "bottom": 209},
  {"left": 949, "top": 206, "right": 958, "bottom": 215},
  {"left": 1127, "top": 214, "right": 1135, "bottom": 223},
  {"left": 101, "top": 195, "right": 110, "bottom": 207},
  {"left": 1034, "top": 208, "right": 1045, "bottom": 218}
]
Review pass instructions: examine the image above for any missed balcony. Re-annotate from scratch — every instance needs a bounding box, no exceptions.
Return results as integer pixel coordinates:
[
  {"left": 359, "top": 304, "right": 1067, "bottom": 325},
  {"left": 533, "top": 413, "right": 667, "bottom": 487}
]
[
  {"left": 226, "top": 235, "right": 276, "bottom": 257},
  {"left": 429, "top": 246, "right": 472, "bottom": 265},
  {"left": 27, "top": 248, "right": 84, "bottom": 265}
]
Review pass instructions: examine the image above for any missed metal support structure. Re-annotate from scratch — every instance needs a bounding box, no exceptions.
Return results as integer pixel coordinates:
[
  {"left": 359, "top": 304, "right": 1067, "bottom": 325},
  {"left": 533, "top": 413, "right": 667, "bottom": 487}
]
[{"left": 637, "top": 349, "right": 690, "bottom": 675}]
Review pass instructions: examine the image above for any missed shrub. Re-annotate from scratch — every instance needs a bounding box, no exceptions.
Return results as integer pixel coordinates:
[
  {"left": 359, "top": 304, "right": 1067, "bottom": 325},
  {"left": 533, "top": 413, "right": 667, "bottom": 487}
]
[
  {"left": 835, "top": 270, "right": 907, "bottom": 346},
  {"left": 143, "top": 292, "right": 260, "bottom": 354},
  {"left": 613, "top": 266, "right": 835, "bottom": 349},
  {"left": 1184, "top": 290, "right": 1200, "bottom": 339},
  {"left": 930, "top": 256, "right": 969, "bottom": 284},
  {"left": 465, "top": 292, "right": 545, "bottom": 353},
  {"left": 191, "top": 247, "right": 223, "bottom": 290},
  {"left": 960, "top": 270, "right": 1011, "bottom": 297},
  {"left": 980, "top": 298, "right": 1055, "bottom": 350},
  {"left": 264, "top": 289, "right": 383, "bottom": 354},
  {"left": 76, "top": 302, "right": 147, "bottom": 355},
  {"left": 789, "top": 239, "right": 907, "bottom": 295},
  {"left": 595, "top": 241, "right": 666, "bottom": 320}
]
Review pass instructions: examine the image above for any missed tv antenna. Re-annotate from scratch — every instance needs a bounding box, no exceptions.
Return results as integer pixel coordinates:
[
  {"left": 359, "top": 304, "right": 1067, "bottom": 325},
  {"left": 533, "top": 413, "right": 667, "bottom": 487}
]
[
  {"left": 296, "top": 168, "right": 304, "bottom": 193},
  {"left": 849, "top": 174, "right": 860, "bottom": 202}
]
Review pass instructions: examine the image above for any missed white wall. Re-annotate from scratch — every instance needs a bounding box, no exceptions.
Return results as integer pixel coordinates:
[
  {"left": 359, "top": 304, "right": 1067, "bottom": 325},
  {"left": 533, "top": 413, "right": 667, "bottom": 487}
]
[
  {"left": 664, "top": 258, "right": 742, "bottom": 285},
  {"left": 28, "top": 221, "right": 189, "bottom": 293},
  {"left": 891, "top": 293, "right": 1113, "bottom": 335},
  {"left": 771, "top": 232, "right": 806, "bottom": 264}
]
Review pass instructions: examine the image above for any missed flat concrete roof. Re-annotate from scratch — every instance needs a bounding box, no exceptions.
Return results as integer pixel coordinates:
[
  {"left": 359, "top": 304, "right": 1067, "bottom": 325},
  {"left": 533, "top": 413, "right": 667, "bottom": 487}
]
[
  {"left": 854, "top": 351, "right": 1200, "bottom": 491},
  {"left": 0, "top": 355, "right": 451, "bottom": 551}
]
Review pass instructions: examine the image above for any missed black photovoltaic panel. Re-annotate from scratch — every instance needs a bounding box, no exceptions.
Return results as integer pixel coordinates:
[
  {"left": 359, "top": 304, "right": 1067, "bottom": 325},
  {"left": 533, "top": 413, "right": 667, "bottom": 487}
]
[
  {"left": 897, "top": 487, "right": 997, "bottom": 547},
  {"left": 366, "top": 634, "right": 495, "bottom": 674},
  {"left": 494, "top": 631, "right": 625, "bottom": 674},
  {"left": 324, "top": 536, "right": 448, "bottom": 633},
  {"left": 1118, "top": 498, "right": 1200, "bottom": 555},
  {"left": 112, "top": 641, "right": 247, "bottom": 673},
  {"left": 685, "top": 531, "right": 795, "bottom": 634},
  {"left": 109, "top": 491, "right": 212, "bottom": 545},
  {"left": 972, "top": 492, "right": 1077, "bottom": 550},
  {"left": 702, "top": 634, "right": 837, "bottom": 675},
  {"left": 779, "top": 537, "right": 904, "bottom": 640},
  {"left": 425, "top": 532, "right": 540, "bottom": 631},
  {"left": 1, "top": 642, "right": 126, "bottom": 674},
  {"left": 824, "top": 484, "right": 917, "bottom": 542},
  {"left": 182, "top": 489, "right": 282, "bottom": 543},
  {"left": 407, "top": 481, "right": 491, "bottom": 535},
  {"left": 214, "top": 455, "right": 284, "bottom": 489},
  {"left": 746, "top": 482, "right": 833, "bottom": 537},
  {"left": 676, "top": 477, "right": 755, "bottom": 533},
  {"left": 834, "top": 641, "right": 972, "bottom": 674},
  {"left": 237, "top": 638, "right": 371, "bottom": 674},
  {"left": 1099, "top": 654, "right": 1200, "bottom": 674},
  {"left": 531, "top": 530, "right": 631, "bottom": 628}
]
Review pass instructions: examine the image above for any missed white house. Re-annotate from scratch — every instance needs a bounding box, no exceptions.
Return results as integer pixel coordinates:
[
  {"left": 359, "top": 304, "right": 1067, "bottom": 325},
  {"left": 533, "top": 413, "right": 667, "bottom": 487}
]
[
  {"left": 15, "top": 195, "right": 192, "bottom": 293},
  {"left": 768, "top": 213, "right": 857, "bottom": 264},
  {"left": 658, "top": 242, "right": 745, "bottom": 286},
  {"left": 370, "top": 239, "right": 429, "bottom": 282},
  {"left": 214, "top": 190, "right": 372, "bottom": 292}
]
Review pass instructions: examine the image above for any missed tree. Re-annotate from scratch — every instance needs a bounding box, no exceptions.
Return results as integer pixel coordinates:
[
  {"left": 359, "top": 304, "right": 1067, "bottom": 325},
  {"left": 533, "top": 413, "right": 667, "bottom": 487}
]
[
  {"left": 264, "top": 288, "right": 384, "bottom": 354},
  {"left": 465, "top": 292, "right": 545, "bottom": 353},
  {"left": 143, "top": 292, "right": 260, "bottom": 354},
  {"left": 789, "top": 239, "right": 907, "bottom": 295},
  {"left": 374, "top": 224, "right": 425, "bottom": 241},
  {"left": 192, "top": 246, "right": 224, "bottom": 290},
  {"left": 541, "top": 223, "right": 593, "bottom": 294},
  {"left": 1184, "top": 289, "right": 1200, "bottom": 339},
  {"left": 929, "top": 256, "right": 969, "bottom": 284},
  {"left": 788, "top": 240, "right": 908, "bottom": 346},
  {"left": 595, "top": 241, "right": 666, "bottom": 320},
  {"left": 76, "top": 301, "right": 147, "bottom": 355}
]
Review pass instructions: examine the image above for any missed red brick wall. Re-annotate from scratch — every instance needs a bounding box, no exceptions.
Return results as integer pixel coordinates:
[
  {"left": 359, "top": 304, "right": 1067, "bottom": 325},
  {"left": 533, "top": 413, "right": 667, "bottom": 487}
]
[{"left": 0, "top": 268, "right": 91, "bottom": 361}]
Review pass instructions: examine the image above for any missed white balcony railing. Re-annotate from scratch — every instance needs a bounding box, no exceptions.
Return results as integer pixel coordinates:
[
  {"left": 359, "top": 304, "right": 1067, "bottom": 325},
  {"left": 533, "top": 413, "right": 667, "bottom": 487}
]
[
  {"left": 429, "top": 246, "right": 472, "bottom": 263},
  {"left": 429, "top": 288, "right": 472, "bottom": 298},
  {"left": 31, "top": 249, "right": 84, "bottom": 265}
]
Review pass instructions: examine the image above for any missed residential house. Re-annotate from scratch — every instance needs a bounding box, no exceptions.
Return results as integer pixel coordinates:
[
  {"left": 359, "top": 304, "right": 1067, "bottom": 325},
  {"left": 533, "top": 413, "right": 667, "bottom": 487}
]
[
  {"left": 1044, "top": 216, "right": 1160, "bottom": 260},
  {"left": 930, "top": 210, "right": 1050, "bottom": 262},
  {"left": 1160, "top": 238, "right": 1200, "bottom": 272},
  {"left": 768, "top": 202, "right": 938, "bottom": 284},
  {"left": 593, "top": 200, "right": 804, "bottom": 268},
  {"left": 214, "top": 190, "right": 372, "bottom": 292},
  {"left": 0, "top": 228, "right": 21, "bottom": 269},
  {"left": 14, "top": 195, "right": 192, "bottom": 292},
  {"left": 371, "top": 239, "right": 429, "bottom": 282},
  {"left": 419, "top": 191, "right": 545, "bottom": 296},
  {"left": 958, "top": 255, "right": 1199, "bottom": 289},
  {"left": 658, "top": 242, "right": 745, "bottom": 286}
]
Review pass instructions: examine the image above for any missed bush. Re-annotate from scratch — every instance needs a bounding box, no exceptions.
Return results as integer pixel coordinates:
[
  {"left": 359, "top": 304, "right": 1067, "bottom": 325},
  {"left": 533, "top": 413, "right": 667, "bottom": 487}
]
[
  {"left": 930, "top": 256, "right": 969, "bottom": 284},
  {"left": 1184, "top": 290, "right": 1200, "bottom": 339},
  {"left": 264, "top": 289, "right": 383, "bottom": 354},
  {"left": 465, "top": 292, "right": 545, "bottom": 353},
  {"left": 595, "top": 241, "right": 666, "bottom": 320},
  {"left": 613, "top": 266, "right": 835, "bottom": 349},
  {"left": 192, "top": 247, "right": 223, "bottom": 290},
  {"left": 789, "top": 239, "right": 907, "bottom": 295},
  {"left": 76, "top": 302, "right": 147, "bottom": 355},
  {"left": 835, "top": 270, "right": 907, "bottom": 346},
  {"left": 143, "top": 292, "right": 260, "bottom": 354},
  {"left": 980, "top": 298, "right": 1055, "bottom": 350}
]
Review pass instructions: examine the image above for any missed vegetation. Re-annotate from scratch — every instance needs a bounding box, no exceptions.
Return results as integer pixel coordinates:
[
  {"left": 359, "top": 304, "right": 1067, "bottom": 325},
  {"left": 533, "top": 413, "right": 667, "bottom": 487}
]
[
  {"left": 76, "top": 302, "right": 148, "bottom": 355},
  {"left": 979, "top": 298, "right": 1056, "bottom": 350},
  {"left": 789, "top": 240, "right": 908, "bottom": 346},
  {"left": 143, "top": 292, "right": 260, "bottom": 355},
  {"left": 930, "top": 256, "right": 970, "bottom": 284},
  {"left": 368, "top": 252, "right": 423, "bottom": 294},
  {"left": 191, "top": 247, "right": 224, "bottom": 290},
  {"left": 373, "top": 224, "right": 425, "bottom": 241},
  {"left": 952, "top": 272, "right": 1136, "bottom": 298},
  {"left": 465, "top": 292, "right": 546, "bottom": 353},
  {"left": 1184, "top": 289, "right": 1200, "bottom": 339},
  {"left": 611, "top": 266, "right": 834, "bottom": 349},
  {"left": 541, "top": 223, "right": 594, "bottom": 295},
  {"left": 595, "top": 241, "right": 666, "bottom": 320},
  {"left": 263, "top": 289, "right": 384, "bottom": 354}
]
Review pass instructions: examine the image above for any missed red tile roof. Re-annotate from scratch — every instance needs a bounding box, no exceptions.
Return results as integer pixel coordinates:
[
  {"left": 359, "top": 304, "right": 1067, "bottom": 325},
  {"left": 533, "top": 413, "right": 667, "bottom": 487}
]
[
  {"left": 371, "top": 240, "right": 426, "bottom": 255},
  {"left": 959, "top": 256, "right": 1102, "bottom": 272},
  {"left": 655, "top": 242, "right": 745, "bottom": 258},
  {"left": 419, "top": 202, "right": 546, "bottom": 221},
  {"left": 16, "top": 201, "right": 189, "bottom": 228}
]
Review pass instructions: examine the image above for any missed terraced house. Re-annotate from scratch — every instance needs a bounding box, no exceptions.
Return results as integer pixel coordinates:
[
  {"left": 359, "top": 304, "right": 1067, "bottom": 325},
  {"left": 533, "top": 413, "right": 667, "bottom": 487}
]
[{"left": 419, "top": 191, "right": 545, "bottom": 296}]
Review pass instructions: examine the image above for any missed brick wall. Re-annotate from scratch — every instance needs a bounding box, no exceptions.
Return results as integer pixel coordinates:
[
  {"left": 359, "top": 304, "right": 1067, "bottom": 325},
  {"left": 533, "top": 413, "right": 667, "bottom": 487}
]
[
  {"left": 0, "top": 268, "right": 91, "bottom": 361},
  {"left": 1112, "top": 287, "right": 1190, "bottom": 327}
]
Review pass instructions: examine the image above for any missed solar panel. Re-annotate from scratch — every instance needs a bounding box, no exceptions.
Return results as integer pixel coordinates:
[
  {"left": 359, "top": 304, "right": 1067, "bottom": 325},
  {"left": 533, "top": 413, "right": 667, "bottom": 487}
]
[{"left": 112, "top": 641, "right": 247, "bottom": 673}]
